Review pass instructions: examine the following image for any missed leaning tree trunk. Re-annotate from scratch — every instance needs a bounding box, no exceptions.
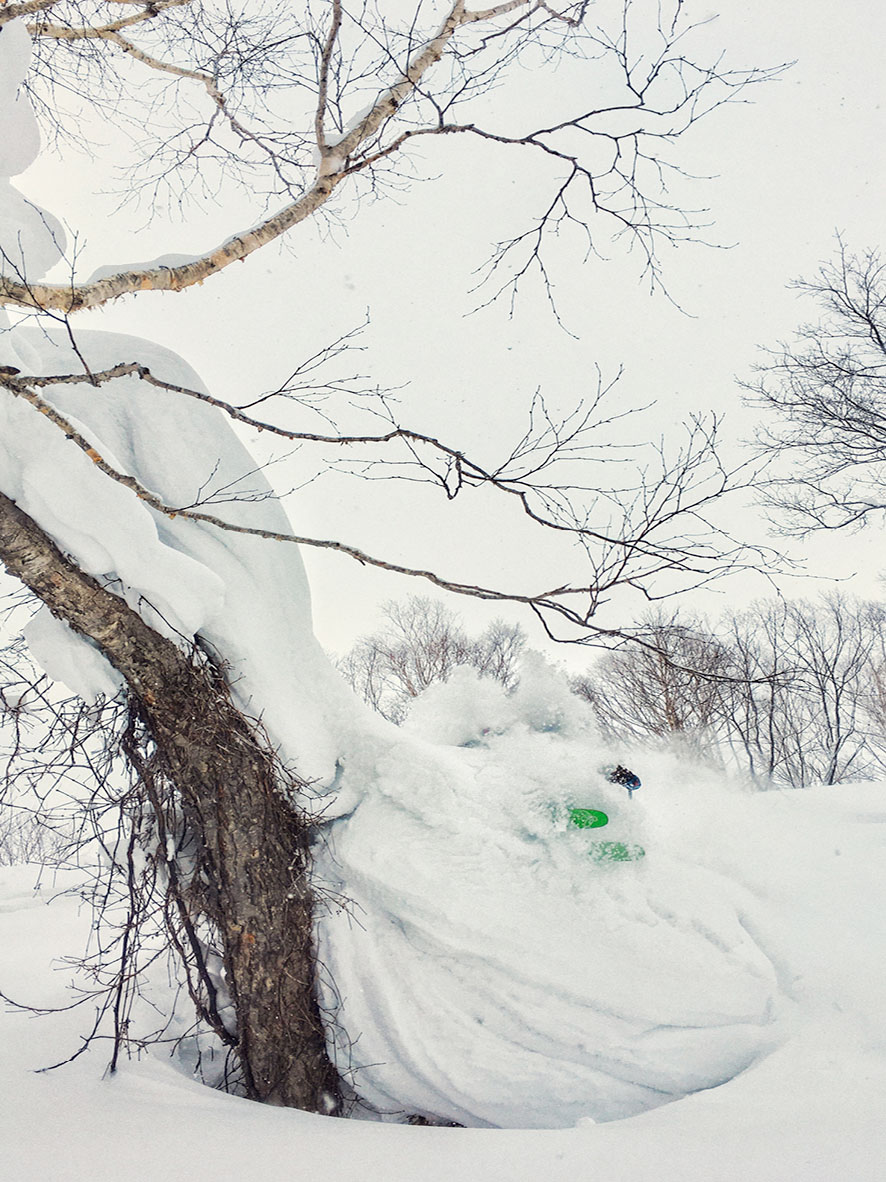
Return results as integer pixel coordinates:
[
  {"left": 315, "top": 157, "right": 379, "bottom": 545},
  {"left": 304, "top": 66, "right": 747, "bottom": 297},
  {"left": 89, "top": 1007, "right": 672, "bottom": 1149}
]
[{"left": 0, "top": 491, "right": 340, "bottom": 1112}]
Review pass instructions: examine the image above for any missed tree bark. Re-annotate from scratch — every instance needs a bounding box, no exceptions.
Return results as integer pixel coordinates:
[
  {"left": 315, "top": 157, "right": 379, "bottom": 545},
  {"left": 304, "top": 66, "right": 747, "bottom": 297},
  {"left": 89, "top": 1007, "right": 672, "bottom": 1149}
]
[{"left": 0, "top": 490, "right": 340, "bottom": 1112}]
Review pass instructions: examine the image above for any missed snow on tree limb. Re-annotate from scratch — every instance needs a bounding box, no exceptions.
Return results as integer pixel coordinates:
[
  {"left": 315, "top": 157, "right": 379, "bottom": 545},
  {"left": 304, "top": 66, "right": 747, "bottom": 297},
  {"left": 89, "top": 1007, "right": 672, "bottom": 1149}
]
[
  {"left": 0, "top": 174, "right": 344, "bottom": 311},
  {"left": 0, "top": 362, "right": 759, "bottom": 640}
]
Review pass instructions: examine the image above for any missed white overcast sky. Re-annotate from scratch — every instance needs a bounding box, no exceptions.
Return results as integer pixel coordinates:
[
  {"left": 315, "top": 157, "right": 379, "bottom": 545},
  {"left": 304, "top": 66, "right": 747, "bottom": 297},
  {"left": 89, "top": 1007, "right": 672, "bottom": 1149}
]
[{"left": 14, "top": 0, "right": 886, "bottom": 662}]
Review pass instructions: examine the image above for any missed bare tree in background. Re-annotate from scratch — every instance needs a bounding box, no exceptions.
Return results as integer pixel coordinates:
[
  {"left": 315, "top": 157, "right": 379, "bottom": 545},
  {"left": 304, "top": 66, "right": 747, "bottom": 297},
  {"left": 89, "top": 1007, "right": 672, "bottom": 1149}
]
[
  {"left": 714, "top": 595, "right": 881, "bottom": 787},
  {"left": 338, "top": 595, "right": 525, "bottom": 722},
  {"left": 574, "top": 596, "right": 885, "bottom": 787},
  {"left": 739, "top": 242, "right": 886, "bottom": 781},
  {"left": 867, "top": 599, "right": 886, "bottom": 757},
  {"left": 714, "top": 601, "right": 793, "bottom": 785},
  {"left": 572, "top": 608, "right": 730, "bottom": 754},
  {"left": 0, "top": 0, "right": 781, "bottom": 1112},
  {"left": 748, "top": 242, "right": 886, "bottom": 533}
]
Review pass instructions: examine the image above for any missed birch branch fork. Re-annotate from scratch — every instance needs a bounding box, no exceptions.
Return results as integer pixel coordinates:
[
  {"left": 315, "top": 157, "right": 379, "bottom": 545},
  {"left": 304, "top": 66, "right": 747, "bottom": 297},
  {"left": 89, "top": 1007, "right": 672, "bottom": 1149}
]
[{"left": 0, "top": 1, "right": 536, "bottom": 314}]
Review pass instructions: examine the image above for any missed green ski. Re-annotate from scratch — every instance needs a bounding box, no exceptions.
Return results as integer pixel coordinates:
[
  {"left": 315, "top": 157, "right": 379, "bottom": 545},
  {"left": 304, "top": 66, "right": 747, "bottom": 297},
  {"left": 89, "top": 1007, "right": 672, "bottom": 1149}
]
[
  {"left": 568, "top": 805, "right": 645, "bottom": 862},
  {"left": 587, "top": 840, "right": 645, "bottom": 863},
  {"left": 568, "top": 807, "right": 609, "bottom": 829}
]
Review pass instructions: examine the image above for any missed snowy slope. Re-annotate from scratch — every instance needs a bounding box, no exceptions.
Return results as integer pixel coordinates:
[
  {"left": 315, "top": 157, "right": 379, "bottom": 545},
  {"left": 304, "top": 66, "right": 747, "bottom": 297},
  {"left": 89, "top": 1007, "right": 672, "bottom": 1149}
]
[
  {"left": 0, "top": 315, "right": 802, "bottom": 1126},
  {"left": 2, "top": 772, "right": 885, "bottom": 1182}
]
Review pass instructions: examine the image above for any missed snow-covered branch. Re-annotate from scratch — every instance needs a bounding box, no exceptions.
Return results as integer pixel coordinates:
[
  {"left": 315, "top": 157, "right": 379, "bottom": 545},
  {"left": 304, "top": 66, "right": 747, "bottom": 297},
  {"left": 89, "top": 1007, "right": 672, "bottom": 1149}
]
[{"left": 0, "top": 361, "right": 757, "bottom": 641}]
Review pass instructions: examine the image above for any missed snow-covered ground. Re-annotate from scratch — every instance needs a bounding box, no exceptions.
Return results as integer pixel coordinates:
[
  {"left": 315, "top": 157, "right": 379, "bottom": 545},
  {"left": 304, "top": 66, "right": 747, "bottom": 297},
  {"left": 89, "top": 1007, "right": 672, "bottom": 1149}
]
[{"left": 2, "top": 766, "right": 885, "bottom": 1181}]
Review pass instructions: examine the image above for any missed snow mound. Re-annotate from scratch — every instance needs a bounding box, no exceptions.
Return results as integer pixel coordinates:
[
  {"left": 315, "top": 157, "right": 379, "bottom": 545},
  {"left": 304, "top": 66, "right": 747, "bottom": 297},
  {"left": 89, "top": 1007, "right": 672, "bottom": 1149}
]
[
  {"left": 0, "top": 324, "right": 359, "bottom": 781},
  {"left": 0, "top": 21, "right": 40, "bottom": 178},
  {"left": 0, "top": 22, "right": 66, "bottom": 277},
  {"left": 316, "top": 664, "right": 788, "bottom": 1128}
]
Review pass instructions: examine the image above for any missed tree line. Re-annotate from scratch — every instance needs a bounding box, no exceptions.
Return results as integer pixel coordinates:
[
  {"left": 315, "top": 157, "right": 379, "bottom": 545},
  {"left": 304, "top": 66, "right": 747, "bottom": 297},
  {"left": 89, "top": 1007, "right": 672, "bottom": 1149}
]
[{"left": 340, "top": 592, "right": 886, "bottom": 788}]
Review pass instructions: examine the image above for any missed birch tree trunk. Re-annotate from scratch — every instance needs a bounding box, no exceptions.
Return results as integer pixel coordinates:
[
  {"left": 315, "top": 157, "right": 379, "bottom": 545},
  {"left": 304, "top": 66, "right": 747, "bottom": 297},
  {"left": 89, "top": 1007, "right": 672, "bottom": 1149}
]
[{"left": 0, "top": 490, "right": 340, "bottom": 1112}]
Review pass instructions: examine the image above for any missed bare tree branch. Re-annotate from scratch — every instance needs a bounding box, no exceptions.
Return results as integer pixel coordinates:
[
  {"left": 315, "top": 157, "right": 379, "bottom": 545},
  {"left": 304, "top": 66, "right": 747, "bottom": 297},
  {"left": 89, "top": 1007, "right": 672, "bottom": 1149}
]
[
  {"left": 0, "top": 361, "right": 761, "bottom": 640},
  {"left": 748, "top": 240, "right": 886, "bottom": 533},
  {"left": 3, "top": 1, "right": 783, "bottom": 312},
  {"left": 0, "top": 0, "right": 60, "bottom": 26}
]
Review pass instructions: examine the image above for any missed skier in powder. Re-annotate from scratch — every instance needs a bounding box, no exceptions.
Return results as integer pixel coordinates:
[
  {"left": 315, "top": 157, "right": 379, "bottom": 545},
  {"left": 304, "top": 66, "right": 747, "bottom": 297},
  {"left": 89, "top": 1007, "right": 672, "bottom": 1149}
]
[{"left": 604, "top": 764, "right": 642, "bottom": 797}]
